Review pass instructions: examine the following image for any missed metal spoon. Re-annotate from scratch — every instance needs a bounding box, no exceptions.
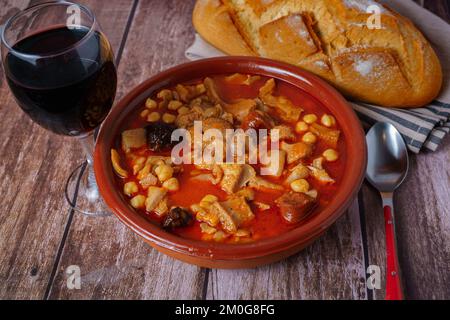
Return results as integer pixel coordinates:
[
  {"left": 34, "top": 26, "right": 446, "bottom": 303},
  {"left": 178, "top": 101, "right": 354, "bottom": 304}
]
[{"left": 366, "top": 122, "right": 409, "bottom": 300}]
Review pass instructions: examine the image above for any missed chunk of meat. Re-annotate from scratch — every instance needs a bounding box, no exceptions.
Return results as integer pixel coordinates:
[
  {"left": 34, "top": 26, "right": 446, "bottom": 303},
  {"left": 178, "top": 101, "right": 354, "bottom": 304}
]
[
  {"left": 210, "top": 202, "right": 237, "bottom": 233},
  {"left": 192, "top": 204, "right": 220, "bottom": 227},
  {"left": 248, "top": 177, "right": 284, "bottom": 191},
  {"left": 241, "top": 110, "right": 275, "bottom": 131},
  {"left": 139, "top": 172, "right": 158, "bottom": 189},
  {"left": 204, "top": 77, "right": 224, "bottom": 105},
  {"left": 281, "top": 141, "right": 313, "bottom": 164},
  {"left": 193, "top": 164, "right": 223, "bottom": 185},
  {"left": 190, "top": 173, "right": 216, "bottom": 184},
  {"left": 307, "top": 157, "right": 335, "bottom": 184},
  {"left": 220, "top": 164, "right": 256, "bottom": 194},
  {"left": 235, "top": 188, "right": 255, "bottom": 201},
  {"left": 275, "top": 96, "right": 302, "bottom": 122},
  {"left": 259, "top": 78, "right": 276, "bottom": 97},
  {"left": 308, "top": 165, "right": 335, "bottom": 184},
  {"left": 285, "top": 163, "right": 309, "bottom": 184},
  {"left": 163, "top": 207, "right": 193, "bottom": 229},
  {"left": 239, "top": 164, "right": 257, "bottom": 188},
  {"left": 309, "top": 123, "right": 340, "bottom": 148},
  {"left": 175, "top": 109, "right": 203, "bottom": 128},
  {"left": 202, "top": 117, "right": 233, "bottom": 133},
  {"left": 220, "top": 164, "right": 243, "bottom": 194},
  {"left": 221, "top": 196, "right": 255, "bottom": 227},
  {"left": 145, "top": 187, "right": 168, "bottom": 212},
  {"left": 223, "top": 99, "right": 257, "bottom": 122},
  {"left": 154, "top": 197, "right": 169, "bottom": 217},
  {"left": 276, "top": 192, "right": 317, "bottom": 224},
  {"left": 271, "top": 125, "right": 295, "bottom": 141},
  {"left": 262, "top": 150, "right": 286, "bottom": 177},
  {"left": 146, "top": 122, "right": 177, "bottom": 151},
  {"left": 122, "top": 128, "right": 147, "bottom": 152},
  {"left": 209, "top": 196, "right": 255, "bottom": 234},
  {"left": 259, "top": 79, "right": 302, "bottom": 122}
]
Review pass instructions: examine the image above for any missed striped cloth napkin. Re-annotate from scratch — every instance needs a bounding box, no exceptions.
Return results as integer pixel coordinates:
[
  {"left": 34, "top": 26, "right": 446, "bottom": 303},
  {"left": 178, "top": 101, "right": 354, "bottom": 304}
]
[{"left": 185, "top": 0, "right": 450, "bottom": 153}]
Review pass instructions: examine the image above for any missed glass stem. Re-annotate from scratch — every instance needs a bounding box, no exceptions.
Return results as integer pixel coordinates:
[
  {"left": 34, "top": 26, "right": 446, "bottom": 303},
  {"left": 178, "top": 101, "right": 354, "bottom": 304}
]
[
  {"left": 78, "top": 133, "right": 98, "bottom": 192},
  {"left": 79, "top": 132, "right": 95, "bottom": 165}
]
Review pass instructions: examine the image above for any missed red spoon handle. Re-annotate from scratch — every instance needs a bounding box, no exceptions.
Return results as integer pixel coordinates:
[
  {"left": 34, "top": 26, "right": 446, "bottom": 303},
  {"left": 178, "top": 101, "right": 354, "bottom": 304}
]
[{"left": 384, "top": 205, "right": 404, "bottom": 300}]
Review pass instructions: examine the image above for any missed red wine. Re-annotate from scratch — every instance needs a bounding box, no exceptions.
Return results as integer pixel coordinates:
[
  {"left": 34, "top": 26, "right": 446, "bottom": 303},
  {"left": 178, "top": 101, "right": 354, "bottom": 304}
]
[{"left": 4, "top": 26, "right": 117, "bottom": 136}]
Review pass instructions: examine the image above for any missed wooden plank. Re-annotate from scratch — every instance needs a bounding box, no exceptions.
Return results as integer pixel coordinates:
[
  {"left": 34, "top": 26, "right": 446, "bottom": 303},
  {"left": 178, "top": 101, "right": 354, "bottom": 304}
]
[
  {"left": 424, "top": 0, "right": 450, "bottom": 23},
  {"left": 207, "top": 200, "right": 367, "bottom": 300},
  {"left": 47, "top": 0, "right": 207, "bottom": 300},
  {"left": 0, "top": 0, "right": 134, "bottom": 299},
  {"left": 361, "top": 0, "right": 450, "bottom": 300}
]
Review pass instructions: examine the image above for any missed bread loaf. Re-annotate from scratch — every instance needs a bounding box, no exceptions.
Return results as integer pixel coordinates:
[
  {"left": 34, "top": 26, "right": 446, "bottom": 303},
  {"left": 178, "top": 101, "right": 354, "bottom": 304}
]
[{"left": 193, "top": 0, "right": 443, "bottom": 108}]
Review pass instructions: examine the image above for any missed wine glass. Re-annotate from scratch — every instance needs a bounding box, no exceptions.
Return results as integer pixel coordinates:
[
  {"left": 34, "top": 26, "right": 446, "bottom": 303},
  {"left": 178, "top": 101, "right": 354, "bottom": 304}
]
[{"left": 1, "top": 1, "right": 117, "bottom": 216}]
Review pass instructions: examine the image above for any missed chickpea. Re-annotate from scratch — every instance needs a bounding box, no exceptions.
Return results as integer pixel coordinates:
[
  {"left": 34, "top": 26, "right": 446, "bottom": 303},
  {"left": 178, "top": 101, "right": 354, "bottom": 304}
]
[
  {"left": 155, "top": 164, "right": 173, "bottom": 182},
  {"left": 295, "top": 121, "right": 309, "bottom": 133},
  {"left": 168, "top": 100, "right": 183, "bottom": 111},
  {"left": 302, "top": 132, "right": 317, "bottom": 144},
  {"left": 178, "top": 106, "right": 190, "bottom": 115},
  {"left": 291, "top": 179, "right": 310, "bottom": 193},
  {"left": 321, "top": 114, "right": 336, "bottom": 127},
  {"left": 323, "top": 149, "right": 339, "bottom": 162},
  {"left": 162, "top": 113, "right": 176, "bottom": 124},
  {"left": 157, "top": 89, "right": 172, "bottom": 101},
  {"left": 147, "top": 111, "right": 161, "bottom": 122},
  {"left": 303, "top": 114, "right": 318, "bottom": 124},
  {"left": 140, "top": 109, "right": 149, "bottom": 118},
  {"left": 124, "top": 181, "right": 139, "bottom": 196},
  {"left": 130, "top": 195, "right": 146, "bottom": 209},
  {"left": 162, "top": 177, "right": 179, "bottom": 191},
  {"left": 145, "top": 98, "right": 157, "bottom": 110},
  {"left": 196, "top": 84, "right": 206, "bottom": 94}
]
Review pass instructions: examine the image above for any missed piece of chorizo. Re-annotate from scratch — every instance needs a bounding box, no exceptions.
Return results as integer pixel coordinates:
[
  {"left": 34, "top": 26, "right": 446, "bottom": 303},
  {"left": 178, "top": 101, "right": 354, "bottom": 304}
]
[{"left": 275, "top": 192, "right": 317, "bottom": 224}]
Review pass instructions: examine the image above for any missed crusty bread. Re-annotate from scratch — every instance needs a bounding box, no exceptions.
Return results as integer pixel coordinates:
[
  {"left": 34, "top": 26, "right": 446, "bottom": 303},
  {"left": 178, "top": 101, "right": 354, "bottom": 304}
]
[{"left": 192, "top": 0, "right": 443, "bottom": 108}]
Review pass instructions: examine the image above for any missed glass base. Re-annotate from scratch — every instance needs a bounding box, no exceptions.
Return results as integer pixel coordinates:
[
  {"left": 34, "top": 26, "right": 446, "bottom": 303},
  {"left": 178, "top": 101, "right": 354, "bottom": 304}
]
[{"left": 65, "top": 161, "right": 111, "bottom": 217}]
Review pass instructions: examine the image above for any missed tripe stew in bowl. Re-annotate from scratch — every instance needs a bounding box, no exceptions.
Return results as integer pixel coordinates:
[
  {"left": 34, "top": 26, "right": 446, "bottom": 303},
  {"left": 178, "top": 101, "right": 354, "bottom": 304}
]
[{"left": 110, "top": 74, "right": 346, "bottom": 243}]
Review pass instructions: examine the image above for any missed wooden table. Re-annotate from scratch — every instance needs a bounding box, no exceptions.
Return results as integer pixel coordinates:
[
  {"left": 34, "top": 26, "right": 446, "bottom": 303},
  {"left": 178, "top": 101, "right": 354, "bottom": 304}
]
[{"left": 0, "top": 0, "right": 449, "bottom": 300}]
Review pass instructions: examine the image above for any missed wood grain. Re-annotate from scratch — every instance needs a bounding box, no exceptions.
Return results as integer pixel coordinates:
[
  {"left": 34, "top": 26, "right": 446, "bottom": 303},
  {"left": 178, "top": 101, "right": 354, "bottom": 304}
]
[
  {"left": 47, "top": 0, "right": 207, "bottom": 300},
  {"left": 0, "top": 0, "right": 134, "bottom": 299},
  {"left": 424, "top": 0, "right": 450, "bottom": 23}
]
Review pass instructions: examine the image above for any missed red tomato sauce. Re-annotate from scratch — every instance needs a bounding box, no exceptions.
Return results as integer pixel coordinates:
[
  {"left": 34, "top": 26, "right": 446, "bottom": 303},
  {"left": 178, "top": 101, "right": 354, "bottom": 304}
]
[{"left": 113, "top": 74, "right": 347, "bottom": 243}]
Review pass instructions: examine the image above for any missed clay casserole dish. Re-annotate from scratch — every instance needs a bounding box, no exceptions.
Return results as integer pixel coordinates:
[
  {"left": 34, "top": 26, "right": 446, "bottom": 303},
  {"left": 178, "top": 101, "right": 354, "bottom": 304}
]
[{"left": 94, "top": 57, "right": 367, "bottom": 269}]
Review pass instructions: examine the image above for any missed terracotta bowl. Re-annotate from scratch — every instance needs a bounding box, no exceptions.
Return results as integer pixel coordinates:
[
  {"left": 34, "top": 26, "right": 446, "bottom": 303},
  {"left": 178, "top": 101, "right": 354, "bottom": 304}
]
[{"left": 94, "top": 57, "right": 367, "bottom": 269}]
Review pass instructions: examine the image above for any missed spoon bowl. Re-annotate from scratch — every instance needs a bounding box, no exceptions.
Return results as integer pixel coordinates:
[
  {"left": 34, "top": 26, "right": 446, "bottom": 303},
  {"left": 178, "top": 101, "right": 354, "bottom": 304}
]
[{"left": 366, "top": 122, "right": 409, "bottom": 192}]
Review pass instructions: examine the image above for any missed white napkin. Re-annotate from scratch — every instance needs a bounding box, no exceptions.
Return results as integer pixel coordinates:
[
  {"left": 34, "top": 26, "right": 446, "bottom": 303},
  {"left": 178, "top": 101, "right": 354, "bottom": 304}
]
[{"left": 185, "top": 0, "right": 450, "bottom": 153}]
